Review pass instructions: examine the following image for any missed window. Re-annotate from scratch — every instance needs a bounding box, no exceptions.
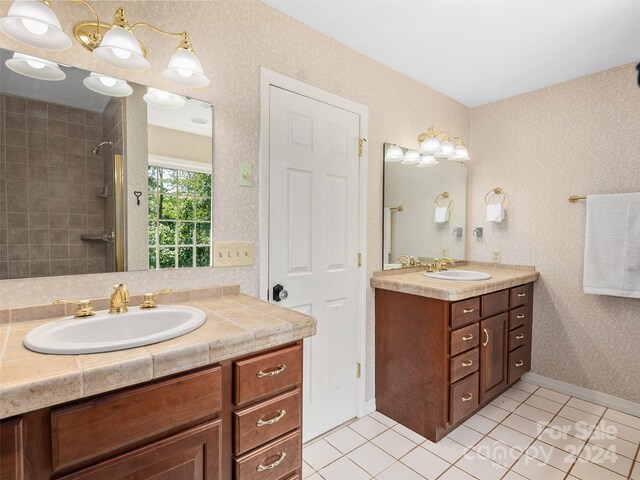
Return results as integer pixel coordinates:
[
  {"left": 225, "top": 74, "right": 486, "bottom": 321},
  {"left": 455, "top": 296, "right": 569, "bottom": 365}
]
[{"left": 148, "top": 166, "right": 211, "bottom": 269}]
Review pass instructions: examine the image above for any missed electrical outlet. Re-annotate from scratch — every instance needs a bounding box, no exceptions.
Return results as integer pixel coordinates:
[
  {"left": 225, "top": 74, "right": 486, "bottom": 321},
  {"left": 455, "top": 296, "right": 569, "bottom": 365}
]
[
  {"left": 492, "top": 250, "right": 501, "bottom": 263},
  {"left": 442, "top": 248, "right": 448, "bottom": 258},
  {"left": 213, "top": 242, "right": 254, "bottom": 267}
]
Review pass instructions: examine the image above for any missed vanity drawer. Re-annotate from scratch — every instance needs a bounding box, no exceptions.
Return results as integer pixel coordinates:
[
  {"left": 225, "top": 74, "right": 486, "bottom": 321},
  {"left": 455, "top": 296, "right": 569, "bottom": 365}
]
[
  {"left": 235, "top": 429, "right": 301, "bottom": 480},
  {"left": 509, "top": 306, "right": 528, "bottom": 330},
  {"left": 235, "top": 345, "right": 302, "bottom": 406},
  {"left": 510, "top": 284, "right": 531, "bottom": 308},
  {"left": 451, "top": 298, "right": 481, "bottom": 328},
  {"left": 234, "top": 388, "right": 301, "bottom": 455},
  {"left": 450, "top": 348, "right": 479, "bottom": 384},
  {"left": 51, "top": 366, "right": 221, "bottom": 472},
  {"left": 482, "top": 290, "right": 509, "bottom": 318},
  {"left": 508, "top": 346, "right": 531, "bottom": 384},
  {"left": 509, "top": 326, "right": 527, "bottom": 351},
  {"left": 450, "top": 323, "right": 479, "bottom": 357},
  {"left": 449, "top": 372, "right": 479, "bottom": 425}
]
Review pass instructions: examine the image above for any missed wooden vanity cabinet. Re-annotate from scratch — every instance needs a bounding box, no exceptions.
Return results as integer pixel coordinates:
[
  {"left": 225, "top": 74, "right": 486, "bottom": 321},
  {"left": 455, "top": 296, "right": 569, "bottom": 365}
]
[
  {"left": 375, "top": 283, "right": 533, "bottom": 442},
  {"left": 0, "top": 341, "right": 303, "bottom": 480}
]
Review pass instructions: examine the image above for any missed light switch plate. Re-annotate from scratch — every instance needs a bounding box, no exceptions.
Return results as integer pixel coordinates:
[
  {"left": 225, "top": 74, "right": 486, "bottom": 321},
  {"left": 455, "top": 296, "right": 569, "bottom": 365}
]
[
  {"left": 239, "top": 161, "right": 252, "bottom": 187},
  {"left": 213, "top": 241, "right": 254, "bottom": 267}
]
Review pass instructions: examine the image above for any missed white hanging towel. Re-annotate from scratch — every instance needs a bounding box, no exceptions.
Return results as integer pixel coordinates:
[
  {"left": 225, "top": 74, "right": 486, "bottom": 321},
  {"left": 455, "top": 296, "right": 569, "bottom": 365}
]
[
  {"left": 434, "top": 206, "right": 449, "bottom": 223},
  {"left": 486, "top": 203, "right": 504, "bottom": 222},
  {"left": 383, "top": 207, "right": 392, "bottom": 262},
  {"left": 583, "top": 193, "right": 640, "bottom": 298}
]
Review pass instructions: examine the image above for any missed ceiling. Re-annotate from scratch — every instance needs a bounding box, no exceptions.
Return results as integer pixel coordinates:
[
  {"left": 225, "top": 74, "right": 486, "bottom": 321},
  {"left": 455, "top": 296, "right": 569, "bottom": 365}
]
[{"left": 263, "top": 0, "right": 640, "bottom": 107}]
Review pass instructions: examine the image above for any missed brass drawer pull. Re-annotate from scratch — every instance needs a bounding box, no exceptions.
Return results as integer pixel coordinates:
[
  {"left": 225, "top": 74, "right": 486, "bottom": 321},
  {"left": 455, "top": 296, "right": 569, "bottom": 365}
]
[
  {"left": 462, "top": 334, "right": 474, "bottom": 341},
  {"left": 256, "top": 364, "right": 287, "bottom": 378},
  {"left": 516, "top": 334, "right": 525, "bottom": 340},
  {"left": 482, "top": 328, "right": 489, "bottom": 347},
  {"left": 256, "top": 410, "right": 286, "bottom": 427},
  {"left": 462, "top": 360, "right": 473, "bottom": 367},
  {"left": 256, "top": 452, "right": 287, "bottom": 472},
  {"left": 463, "top": 308, "right": 475, "bottom": 314},
  {"left": 462, "top": 393, "right": 473, "bottom": 402},
  {"left": 515, "top": 360, "right": 524, "bottom": 367},
  {"left": 516, "top": 314, "right": 525, "bottom": 319},
  {"left": 517, "top": 293, "right": 526, "bottom": 297}
]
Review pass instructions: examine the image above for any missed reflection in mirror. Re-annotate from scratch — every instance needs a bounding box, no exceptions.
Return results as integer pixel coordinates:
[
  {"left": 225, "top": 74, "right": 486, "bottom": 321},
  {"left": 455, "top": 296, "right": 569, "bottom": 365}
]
[
  {"left": 0, "top": 48, "right": 214, "bottom": 280},
  {"left": 383, "top": 143, "right": 467, "bottom": 270}
]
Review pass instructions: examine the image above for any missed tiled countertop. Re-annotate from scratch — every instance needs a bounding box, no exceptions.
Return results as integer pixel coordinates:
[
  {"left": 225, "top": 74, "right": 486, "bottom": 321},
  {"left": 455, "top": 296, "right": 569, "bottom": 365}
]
[
  {"left": 370, "top": 263, "right": 540, "bottom": 301},
  {"left": 0, "top": 293, "right": 316, "bottom": 419}
]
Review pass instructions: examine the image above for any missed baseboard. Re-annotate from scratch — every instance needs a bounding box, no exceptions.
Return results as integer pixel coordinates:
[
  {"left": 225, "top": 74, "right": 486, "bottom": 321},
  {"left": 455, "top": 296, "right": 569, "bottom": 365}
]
[
  {"left": 522, "top": 373, "right": 640, "bottom": 417},
  {"left": 360, "top": 398, "right": 376, "bottom": 417}
]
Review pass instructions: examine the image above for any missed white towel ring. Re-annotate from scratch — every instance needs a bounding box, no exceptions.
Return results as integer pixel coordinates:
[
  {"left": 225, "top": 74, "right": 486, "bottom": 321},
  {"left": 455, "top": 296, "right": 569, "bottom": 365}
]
[{"left": 484, "top": 187, "right": 506, "bottom": 205}]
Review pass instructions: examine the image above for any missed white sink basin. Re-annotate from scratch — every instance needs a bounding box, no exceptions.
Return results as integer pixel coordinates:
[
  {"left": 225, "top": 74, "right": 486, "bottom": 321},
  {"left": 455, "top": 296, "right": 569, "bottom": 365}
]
[
  {"left": 24, "top": 306, "right": 206, "bottom": 355},
  {"left": 423, "top": 269, "right": 492, "bottom": 281}
]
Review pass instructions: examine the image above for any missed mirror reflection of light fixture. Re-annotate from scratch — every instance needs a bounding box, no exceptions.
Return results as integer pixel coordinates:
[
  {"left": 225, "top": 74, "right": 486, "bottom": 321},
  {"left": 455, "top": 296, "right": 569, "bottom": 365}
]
[
  {"left": 0, "top": 1, "right": 210, "bottom": 88},
  {"left": 143, "top": 87, "right": 186, "bottom": 109},
  {"left": 83, "top": 72, "right": 133, "bottom": 97},
  {"left": 417, "top": 155, "right": 439, "bottom": 168},
  {"left": 418, "top": 127, "right": 470, "bottom": 162},
  {"left": 0, "top": 0, "right": 72, "bottom": 51},
  {"left": 448, "top": 144, "right": 471, "bottom": 162},
  {"left": 401, "top": 149, "right": 420, "bottom": 165},
  {"left": 384, "top": 144, "right": 404, "bottom": 163},
  {"left": 5, "top": 52, "right": 66, "bottom": 81}
]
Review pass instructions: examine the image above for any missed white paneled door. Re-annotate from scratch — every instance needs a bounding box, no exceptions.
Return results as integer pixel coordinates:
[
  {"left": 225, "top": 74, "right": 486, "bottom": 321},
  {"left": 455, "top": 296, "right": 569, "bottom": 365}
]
[{"left": 268, "top": 86, "right": 361, "bottom": 442}]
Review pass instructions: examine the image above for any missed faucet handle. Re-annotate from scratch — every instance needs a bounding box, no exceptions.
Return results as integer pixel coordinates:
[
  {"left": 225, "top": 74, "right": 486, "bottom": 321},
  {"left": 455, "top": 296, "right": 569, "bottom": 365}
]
[
  {"left": 53, "top": 299, "right": 96, "bottom": 318},
  {"left": 139, "top": 288, "right": 172, "bottom": 309}
]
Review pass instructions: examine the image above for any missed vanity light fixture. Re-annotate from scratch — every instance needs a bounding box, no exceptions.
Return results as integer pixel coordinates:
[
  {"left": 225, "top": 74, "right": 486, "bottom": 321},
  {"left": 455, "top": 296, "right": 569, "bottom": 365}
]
[
  {"left": 0, "top": 0, "right": 210, "bottom": 87},
  {"left": 0, "top": 0, "right": 72, "bottom": 51},
  {"left": 384, "top": 144, "right": 405, "bottom": 163},
  {"left": 401, "top": 149, "right": 421, "bottom": 165},
  {"left": 5, "top": 52, "right": 66, "bottom": 81},
  {"left": 83, "top": 72, "right": 133, "bottom": 97},
  {"left": 417, "top": 154, "right": 439, "bottom": 168},
  {"left": 417, "top": 127, "right": 471, "bottom": 162},
  {"left": 143, "top": 87, "right": 185, "bottom": 109}
]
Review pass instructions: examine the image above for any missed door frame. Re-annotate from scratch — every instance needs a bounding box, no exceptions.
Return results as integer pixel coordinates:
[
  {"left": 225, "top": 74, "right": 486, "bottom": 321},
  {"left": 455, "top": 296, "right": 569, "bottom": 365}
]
[{"left": 258, "top": 67, "right": 369, "bottom": 419}]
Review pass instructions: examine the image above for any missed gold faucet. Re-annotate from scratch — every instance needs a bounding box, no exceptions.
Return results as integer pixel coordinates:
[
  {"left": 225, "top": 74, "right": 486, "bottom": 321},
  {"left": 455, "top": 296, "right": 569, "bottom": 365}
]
[
  {"left": 109, "top": 284, "right": 130, "bottom": 314},
  {"left": 397, "top": 255, "right": 417, "bottom": 268},
  {"left": 435, "top": 257, "right": 456, "bottom": 271},
  {"left": 53, "top": 299, "right": 96, "bottom": 318},
  {"left": 139, "top": 288, "right": 172, "bottom": 309}
]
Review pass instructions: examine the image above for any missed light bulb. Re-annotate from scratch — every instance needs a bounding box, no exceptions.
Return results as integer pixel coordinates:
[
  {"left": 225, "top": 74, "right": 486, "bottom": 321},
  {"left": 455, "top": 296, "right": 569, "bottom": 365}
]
[
  {"left": 112, "top": 48, "right": 132, "bottom": 60},
  {"left": 177, "top": 69, "right": 193, "bottom": 78},
  {"left": 22, "top": 18, "right": 47, "bottom": 35},
  {"left": 25, "top": 59, "right": 45, "bottom": 69},
  {"left": 99, "top": 76, "right": 117, "bottom": 87},
  {"left": 156, "top": 90, "right": 170, "bottom": 100}
]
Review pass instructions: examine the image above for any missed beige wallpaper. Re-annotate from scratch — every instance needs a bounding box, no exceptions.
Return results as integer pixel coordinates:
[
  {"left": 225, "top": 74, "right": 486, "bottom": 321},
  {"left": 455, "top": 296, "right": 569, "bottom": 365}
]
[
  {"left": 469, "top": 64, "right": 640, "bottom": 402},
  {"left": 0, "top": 0, "right": 470, "bottom": 402}
]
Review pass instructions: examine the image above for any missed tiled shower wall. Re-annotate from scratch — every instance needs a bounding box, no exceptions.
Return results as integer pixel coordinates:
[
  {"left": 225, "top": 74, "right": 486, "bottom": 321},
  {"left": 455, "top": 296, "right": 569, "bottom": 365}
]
[{"left": 0, "top": 93, "right": 114, "bottom": 278}]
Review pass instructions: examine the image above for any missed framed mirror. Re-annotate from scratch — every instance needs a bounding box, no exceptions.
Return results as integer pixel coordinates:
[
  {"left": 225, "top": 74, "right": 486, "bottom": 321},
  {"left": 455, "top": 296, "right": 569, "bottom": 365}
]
[
  {"left": 382, "top": 142, "right": 467, "bottom": 269},
  {"left": 0, "top": 48, "right": 213, "bottom": 279}
]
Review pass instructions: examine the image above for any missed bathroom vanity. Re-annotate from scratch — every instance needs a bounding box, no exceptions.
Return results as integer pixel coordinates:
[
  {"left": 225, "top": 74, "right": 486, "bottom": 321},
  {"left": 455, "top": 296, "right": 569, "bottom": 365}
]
[
  {"left": 372, "top": 264, "right": 539, "bottom": 442},
  {"left": 0, "top": 289, "right": 315, "bottom": 480}
]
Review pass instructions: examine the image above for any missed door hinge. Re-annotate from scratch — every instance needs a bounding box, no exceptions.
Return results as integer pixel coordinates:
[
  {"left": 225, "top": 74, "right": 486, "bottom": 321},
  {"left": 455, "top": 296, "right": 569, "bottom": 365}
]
[
  {"left": 358, "top": 138, "right": 367, "bottom": 157},
  {"left": 356, "top": 362, "right": 361, "bottom": 378},
  {"left": 357, "top": 253, "right": 362, "bottom": 268}
]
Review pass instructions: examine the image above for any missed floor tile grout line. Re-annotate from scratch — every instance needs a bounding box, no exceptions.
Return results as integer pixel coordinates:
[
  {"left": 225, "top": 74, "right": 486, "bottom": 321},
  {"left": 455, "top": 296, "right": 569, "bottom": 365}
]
[
  {"left": 629, "top": 442, "right": 640, "bottom": 480},
  {"left": 563, "top": 404, "right": 610, "bottom": 479}
]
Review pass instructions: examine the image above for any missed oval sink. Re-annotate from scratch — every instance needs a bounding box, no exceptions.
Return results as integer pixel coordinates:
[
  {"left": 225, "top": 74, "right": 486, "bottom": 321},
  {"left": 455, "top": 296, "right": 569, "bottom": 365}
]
[
  {"left": 24, "top": 306, "right": 206, "bottom": 355},
  {"left": 423, "top": 270, "right": 492, "bottom": 281}
]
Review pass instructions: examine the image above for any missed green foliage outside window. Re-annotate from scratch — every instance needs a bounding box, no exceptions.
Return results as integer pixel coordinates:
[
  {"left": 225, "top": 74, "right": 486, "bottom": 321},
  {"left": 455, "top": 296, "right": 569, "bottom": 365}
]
[{"left": 148, "top": 166, "right": 212, "bottom": 269}]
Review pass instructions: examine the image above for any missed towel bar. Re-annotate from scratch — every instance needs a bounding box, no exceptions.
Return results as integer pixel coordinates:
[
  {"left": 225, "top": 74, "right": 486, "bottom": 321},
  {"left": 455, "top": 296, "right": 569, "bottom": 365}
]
[{"left": 568, "top": 195, "right": 586, "bottom": 203}]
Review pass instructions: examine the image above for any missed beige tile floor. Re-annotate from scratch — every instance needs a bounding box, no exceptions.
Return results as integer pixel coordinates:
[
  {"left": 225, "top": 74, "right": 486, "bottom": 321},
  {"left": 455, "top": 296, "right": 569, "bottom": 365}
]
[{"left": 302, "top": 381, "right": 640, "bottom": 480}]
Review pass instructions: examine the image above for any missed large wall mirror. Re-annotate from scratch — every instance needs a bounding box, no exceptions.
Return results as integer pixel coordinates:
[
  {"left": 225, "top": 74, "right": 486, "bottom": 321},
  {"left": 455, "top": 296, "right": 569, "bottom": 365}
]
[
  {"left": 383, "top": 142, "right": 467, "bottom": 269},
  {"left": 0, "top": 48, "right": 213, "bottom": 279}
]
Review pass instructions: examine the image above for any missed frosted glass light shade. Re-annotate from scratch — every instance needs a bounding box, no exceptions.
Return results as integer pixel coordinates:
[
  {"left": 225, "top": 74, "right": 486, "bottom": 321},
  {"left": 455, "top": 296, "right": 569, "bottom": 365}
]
[
  {"left": 435, "top": 141, "right": 456, "bottom": 158},
  {"left": 449, "top": 145, "right": 471, "bottom": 161},
  {"left": 143, "top": 88, "right": 185, "bottom": 109},
  {"left": 0, "top": 0, "right": 71, "bottom": 50},
  {"left": 5, "top": 52, "right": 65, "bottom": 81},
  {"left": 162, "top": 48, "right": 209, "bottom": 87},
  {"left": 417, "top": 155, "right": 439, "bottom": 168},
  {"left": 93, "top": 26, "right": 150, "bottom": 71},
  {"left": 419, "top": 136, "right": 441, "bottom": 155},
  {"left": 401, "top": 149, "right": 420, "bottom": 165},
  {"left": 83, "top": 73, "right": 133, "bottom": 97},
  {"left": 384, "top": 145, "right": 404, "bottom": 163}
]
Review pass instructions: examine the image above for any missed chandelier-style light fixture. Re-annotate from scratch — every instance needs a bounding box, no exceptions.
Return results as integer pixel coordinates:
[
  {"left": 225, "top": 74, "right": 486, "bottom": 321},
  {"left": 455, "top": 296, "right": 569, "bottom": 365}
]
[
  {"left": 0, "top": 0, "right": 210, "bottom": 88},
  {"left": 384, "top": 127, "right": 471, "bottom": 166}
]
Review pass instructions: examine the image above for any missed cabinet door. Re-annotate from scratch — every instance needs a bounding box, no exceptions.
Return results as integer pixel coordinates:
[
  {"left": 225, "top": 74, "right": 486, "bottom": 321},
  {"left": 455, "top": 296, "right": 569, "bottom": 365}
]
[
  {"left": 0, "top": 417, "right": 23, "bottom": 480},
  {"left": 59, "top": 420, "right": 221, "bottom": 480},
  {"left": 479, "top": 313, "right": 508, "bottom": 402}
]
